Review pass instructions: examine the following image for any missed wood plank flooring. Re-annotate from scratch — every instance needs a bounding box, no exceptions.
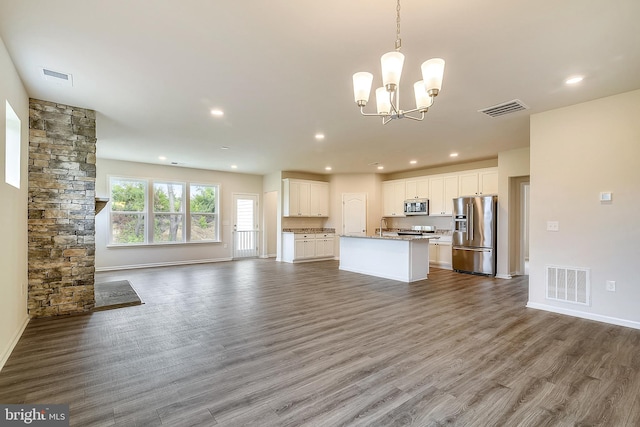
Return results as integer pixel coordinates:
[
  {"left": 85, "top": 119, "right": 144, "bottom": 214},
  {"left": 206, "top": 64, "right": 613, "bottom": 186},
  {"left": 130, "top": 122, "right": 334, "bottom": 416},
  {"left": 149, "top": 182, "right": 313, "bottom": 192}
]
[{"left": 1, "top": 259, "right": 640, "bottom": 426}]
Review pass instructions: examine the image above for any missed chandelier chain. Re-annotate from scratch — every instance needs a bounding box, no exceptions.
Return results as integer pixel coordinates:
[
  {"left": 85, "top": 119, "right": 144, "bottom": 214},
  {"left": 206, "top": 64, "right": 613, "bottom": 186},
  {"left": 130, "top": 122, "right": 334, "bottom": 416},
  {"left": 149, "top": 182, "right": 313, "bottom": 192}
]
[{"left": 395, "top": 0, "right": 402, "bottom": 51}]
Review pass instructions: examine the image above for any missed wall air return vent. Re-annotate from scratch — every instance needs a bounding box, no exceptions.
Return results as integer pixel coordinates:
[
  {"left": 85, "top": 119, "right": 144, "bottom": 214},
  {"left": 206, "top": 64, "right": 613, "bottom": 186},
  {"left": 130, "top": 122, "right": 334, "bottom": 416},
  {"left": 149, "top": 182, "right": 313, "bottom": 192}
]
[
  {"left": 546, "top": 265, "right": 590, "bottom": 306},
  {"left": 478, "top": 99, "right": 528, "bottom": 117},
  {"left": 41, "top": 68, "right": 73, "bottom": 87}
]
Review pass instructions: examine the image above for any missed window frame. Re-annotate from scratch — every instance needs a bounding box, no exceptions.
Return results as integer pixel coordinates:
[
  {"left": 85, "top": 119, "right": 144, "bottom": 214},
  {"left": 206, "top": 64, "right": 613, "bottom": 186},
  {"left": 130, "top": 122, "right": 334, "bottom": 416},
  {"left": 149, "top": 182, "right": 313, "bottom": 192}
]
[
  {"left": 107, "top": 176, "right": 221, "bottom": 246},
  {"left": 152, "top": 181, "right": 186, "bottom": 244},
  {"left": 188, "top": 183, "right": 220, "bottom": 242},
  {"left": 108, "top": 176, "right": 149, "bottom": 246}
]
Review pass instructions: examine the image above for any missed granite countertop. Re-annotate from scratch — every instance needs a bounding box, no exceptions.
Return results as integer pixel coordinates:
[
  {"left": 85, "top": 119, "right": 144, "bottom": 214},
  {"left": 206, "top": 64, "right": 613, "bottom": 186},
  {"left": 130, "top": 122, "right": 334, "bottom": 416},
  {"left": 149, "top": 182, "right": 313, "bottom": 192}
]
[
  {"left": 340, "top": 234, "right": 439, "bottom": 241},
  {"left": 282, "top": 228, "right": 336, "bottom": 233}
]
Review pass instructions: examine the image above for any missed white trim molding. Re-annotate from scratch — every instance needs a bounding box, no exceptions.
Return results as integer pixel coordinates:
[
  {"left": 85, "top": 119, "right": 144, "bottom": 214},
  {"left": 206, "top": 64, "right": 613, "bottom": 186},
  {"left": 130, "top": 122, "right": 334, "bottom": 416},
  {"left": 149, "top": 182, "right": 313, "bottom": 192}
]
[
  {"left": 95, "top": 257, "right": 233, "bottom": 272},
  {"left": 0, "top": 316, "right": 29, "bottom": 372},
  {"left": 527, "top": 301, "right": 640, "bottom": 330}
]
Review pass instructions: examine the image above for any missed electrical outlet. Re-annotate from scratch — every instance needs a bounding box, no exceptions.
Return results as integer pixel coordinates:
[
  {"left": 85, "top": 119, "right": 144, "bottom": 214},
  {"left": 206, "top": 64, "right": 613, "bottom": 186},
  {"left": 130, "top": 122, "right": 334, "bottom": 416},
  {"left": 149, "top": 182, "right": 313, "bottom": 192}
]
[
  {"left": 546, "top": 221, "right": 559, "bottom": 232},
  {"left": 606, "top": 280, "right": 616, "bottom": 292},
  {"left": 223, "top": 243, "right": 228, "bottom": 248}
]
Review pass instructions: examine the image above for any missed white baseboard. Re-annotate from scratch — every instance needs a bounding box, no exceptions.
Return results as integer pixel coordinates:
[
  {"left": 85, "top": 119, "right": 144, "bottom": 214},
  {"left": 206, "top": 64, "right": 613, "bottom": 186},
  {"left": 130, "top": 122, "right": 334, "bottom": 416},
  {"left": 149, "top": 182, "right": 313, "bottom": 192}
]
[
  {"left": 0, "top": 316, "right": 29, "bottom": 372},
  {"left": 526, "top": 301, "right": 640, "bottom": 330},
  {"left": 495, "top": 274, "right": 513, "bottom": 279},
  {"left": 95, "top": 257, "right": 233, "bottom": 272}
]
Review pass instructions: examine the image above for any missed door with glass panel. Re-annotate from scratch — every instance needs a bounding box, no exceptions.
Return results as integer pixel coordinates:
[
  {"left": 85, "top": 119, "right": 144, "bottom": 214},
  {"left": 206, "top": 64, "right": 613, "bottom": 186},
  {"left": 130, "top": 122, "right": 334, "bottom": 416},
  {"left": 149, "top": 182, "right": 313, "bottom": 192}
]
[{"left": 233, "top": 193, "right": 259, "bottom": 258}]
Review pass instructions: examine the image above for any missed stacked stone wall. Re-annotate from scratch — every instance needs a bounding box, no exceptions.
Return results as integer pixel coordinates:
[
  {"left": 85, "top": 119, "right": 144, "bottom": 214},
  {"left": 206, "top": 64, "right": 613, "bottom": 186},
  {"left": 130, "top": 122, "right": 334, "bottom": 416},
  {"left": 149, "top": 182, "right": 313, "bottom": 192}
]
[{"left": 27, "top": 99, "right": 96, "bottom": 317}]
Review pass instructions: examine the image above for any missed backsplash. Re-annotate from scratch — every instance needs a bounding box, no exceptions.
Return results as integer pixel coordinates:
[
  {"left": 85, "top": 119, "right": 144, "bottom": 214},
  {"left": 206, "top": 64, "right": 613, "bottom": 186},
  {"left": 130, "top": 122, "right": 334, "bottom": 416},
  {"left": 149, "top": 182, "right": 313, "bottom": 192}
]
[
  {"left": 282, "top": 217, "right": 327, "bottom": 229},
  {"left": 385, "top": 215, "right": 453, "bottom": 232}
]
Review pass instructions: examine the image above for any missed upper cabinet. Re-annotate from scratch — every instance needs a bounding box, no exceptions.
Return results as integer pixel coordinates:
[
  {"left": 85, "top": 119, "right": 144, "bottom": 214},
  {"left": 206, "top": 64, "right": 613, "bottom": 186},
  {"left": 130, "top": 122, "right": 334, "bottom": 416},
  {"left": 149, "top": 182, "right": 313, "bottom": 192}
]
[
  {"left": 428, "top": 174, "right": 459, "bottom": 216},
  {"left": 309, "top": 181, "right": 329, "bottom": 217},
  {"left": 458, "top": 168, "right": 498, "bottom": 196},
  {"left": 382, "top": 180, "right": 406, "bottom": 217},
  {"left": 405, "top": 177, "right": 429, "bottom": 199},
  {"left": 283, "top": 179, "right": 329, "bottom": 217},
  {"left": 383, "top": 167, "right": 498, "bottom": 216}
]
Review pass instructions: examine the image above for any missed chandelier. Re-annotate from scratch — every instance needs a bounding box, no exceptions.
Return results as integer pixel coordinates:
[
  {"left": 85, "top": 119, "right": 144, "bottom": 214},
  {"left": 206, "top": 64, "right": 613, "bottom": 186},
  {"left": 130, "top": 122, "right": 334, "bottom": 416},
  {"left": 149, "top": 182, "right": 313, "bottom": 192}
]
[{"left": 352, "top": 0, "right": 445, "bottom": 124}]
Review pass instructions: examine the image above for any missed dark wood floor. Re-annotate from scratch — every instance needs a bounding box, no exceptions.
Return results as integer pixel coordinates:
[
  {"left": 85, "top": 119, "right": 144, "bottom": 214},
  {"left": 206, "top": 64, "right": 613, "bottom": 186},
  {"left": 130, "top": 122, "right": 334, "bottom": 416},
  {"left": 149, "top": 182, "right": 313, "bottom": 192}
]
[{"left": 1, "top": 260, "right": 640, "bottom": 426}]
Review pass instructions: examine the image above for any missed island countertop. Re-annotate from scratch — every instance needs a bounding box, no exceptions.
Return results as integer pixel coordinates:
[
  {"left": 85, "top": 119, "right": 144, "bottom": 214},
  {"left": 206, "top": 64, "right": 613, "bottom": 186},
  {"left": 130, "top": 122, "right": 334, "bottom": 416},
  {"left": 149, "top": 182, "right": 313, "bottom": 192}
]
[{"left": 339, "top": 234, "right": 439, "bottom": 241}]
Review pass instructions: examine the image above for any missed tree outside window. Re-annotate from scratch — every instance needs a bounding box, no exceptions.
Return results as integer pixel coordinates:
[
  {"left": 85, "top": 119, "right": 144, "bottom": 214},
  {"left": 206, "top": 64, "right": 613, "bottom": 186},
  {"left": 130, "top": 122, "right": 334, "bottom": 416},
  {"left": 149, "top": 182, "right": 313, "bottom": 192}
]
[
  {"left": 190, "top": 184, "right": 218, "bottom": 241},
  {"left": 153, "top": 182, "right": 185, "bottom": 243},
  {"left": 110, "top": 178, "right": 147, "bottom": 244}
]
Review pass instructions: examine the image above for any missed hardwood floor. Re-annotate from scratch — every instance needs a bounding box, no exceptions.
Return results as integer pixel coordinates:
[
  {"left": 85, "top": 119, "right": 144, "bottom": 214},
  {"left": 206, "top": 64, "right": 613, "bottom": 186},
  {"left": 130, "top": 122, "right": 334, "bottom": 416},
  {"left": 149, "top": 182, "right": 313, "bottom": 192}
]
[{"left": 1, "top": 259, "right": 640, "bottom": 426}]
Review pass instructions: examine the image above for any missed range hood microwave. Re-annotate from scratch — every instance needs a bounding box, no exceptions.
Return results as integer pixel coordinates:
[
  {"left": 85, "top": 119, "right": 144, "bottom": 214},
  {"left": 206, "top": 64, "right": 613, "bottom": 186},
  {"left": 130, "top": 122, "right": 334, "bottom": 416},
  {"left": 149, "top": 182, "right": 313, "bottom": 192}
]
[{"left": 404, "top": 198, "right": 429, "bottom": 215}]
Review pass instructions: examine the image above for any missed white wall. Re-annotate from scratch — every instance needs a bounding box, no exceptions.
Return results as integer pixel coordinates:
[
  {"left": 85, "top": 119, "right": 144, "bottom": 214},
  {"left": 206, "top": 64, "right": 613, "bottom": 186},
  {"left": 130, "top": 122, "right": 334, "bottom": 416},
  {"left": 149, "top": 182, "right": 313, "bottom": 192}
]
[
  {"left": 95, "top": 159, "right": 263, "bottom": 270},
  {"left": 528, "top": 89, "right": 640, "bottom": 328},
  {"left": 0, "top": 37, "right": 29, "bottom": 370},
  {"left": 497, "top": 147, "right": 530, "bottom": 278}
]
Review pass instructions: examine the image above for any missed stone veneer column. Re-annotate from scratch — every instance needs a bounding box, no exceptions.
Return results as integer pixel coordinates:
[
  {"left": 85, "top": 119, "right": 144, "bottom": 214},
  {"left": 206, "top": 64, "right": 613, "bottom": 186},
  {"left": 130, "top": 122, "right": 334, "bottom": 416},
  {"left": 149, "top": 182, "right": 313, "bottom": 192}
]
[{"left": 27, "top": 99, "right": 96, "bottom": 317}]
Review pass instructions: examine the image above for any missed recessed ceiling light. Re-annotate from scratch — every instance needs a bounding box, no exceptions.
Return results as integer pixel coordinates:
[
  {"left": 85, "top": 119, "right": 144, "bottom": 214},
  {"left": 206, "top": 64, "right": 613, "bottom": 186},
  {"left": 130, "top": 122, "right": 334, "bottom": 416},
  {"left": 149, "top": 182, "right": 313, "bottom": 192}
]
[
  {"left": 221, "top": 146, "right": 229, "bottom": 150},
  {"left": 325, "top": 166, "right": 332, "bottom": 171},
  {"left": 450, "top": 152, "right": 459, "bottom": 157},
  {"left": 231, "top": 165, "right": 238, "bottom": 169},
  {"left": 158, "top": 156, "right": 167, "bottom": 160},
  {"left": 409, "top": 160, "right": 417, "bottom": 165},
  {"left": 377, "top": 166, "right": 384, "bottom": 170},
  {"left": 211, "top": 109, "right": 224, "bottom": 117},
  {"left": 565, "top": 76, "right": 584, "bottom": 85},
  {"left": 315, "top": 133, "right": 325, "bottom": 140}
]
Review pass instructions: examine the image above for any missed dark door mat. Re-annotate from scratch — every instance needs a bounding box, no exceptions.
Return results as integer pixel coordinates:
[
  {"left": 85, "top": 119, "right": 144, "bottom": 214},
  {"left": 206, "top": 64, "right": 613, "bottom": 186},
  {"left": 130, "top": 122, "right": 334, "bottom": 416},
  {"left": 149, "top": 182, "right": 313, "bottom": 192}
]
[{"left": 94, "top": 280, "right": 143, "bottom": 310}]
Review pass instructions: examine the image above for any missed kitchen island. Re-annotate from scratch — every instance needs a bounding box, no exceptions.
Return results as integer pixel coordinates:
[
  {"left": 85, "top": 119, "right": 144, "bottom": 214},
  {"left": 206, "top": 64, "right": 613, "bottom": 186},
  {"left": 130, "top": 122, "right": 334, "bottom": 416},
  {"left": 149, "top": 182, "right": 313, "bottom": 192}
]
[{"left": 339, "top": 234, "right": 438, "bottom": 282}]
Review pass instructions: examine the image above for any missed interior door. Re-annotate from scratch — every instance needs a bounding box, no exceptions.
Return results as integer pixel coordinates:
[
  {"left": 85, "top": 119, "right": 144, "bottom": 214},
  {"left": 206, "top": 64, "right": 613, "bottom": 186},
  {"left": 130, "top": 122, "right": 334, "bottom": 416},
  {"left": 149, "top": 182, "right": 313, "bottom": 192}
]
[
  {"left": 233, "top": 193, "right": 259, "bottom": 258},
  {"left": 342, "top": 193, "right": 367, "bottom": 236}
]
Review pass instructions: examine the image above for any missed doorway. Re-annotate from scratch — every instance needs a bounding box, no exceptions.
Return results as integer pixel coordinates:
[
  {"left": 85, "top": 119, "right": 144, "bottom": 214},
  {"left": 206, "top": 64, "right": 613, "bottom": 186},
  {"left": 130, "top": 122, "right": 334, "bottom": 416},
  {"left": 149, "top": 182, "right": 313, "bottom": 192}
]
[
  {"left": 342, "top": 193, "right": 367, "bottom": 236},
  {"left": 233, "top": 193, "right": 259, "bottom": 258},
  {"left": 508, "top": 176, "right": 530, "bottom": 276}
]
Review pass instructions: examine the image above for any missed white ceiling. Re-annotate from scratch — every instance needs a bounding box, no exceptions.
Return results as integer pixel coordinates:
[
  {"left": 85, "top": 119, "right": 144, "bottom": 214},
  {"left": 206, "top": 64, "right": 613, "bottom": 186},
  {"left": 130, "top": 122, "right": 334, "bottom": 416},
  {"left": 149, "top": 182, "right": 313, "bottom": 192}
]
[{"left": 1, "top": 0, "right": 639, "bottom": 175}]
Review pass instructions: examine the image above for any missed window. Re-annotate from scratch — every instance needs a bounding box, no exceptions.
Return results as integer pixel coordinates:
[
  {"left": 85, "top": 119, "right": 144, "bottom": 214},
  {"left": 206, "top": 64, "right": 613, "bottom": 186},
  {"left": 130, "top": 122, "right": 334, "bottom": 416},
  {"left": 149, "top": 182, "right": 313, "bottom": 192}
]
[
  {"left": 190, "top": 184, "right": 219, "bottom": 241},
  {"left": 153, "top": 182, "right": 185, "bottom": 243},
  {"left": 110, "top": 178, "right": 147, "bottom": 244},
  {"left": 109, "top": 177, "right": 220, "bottom": 245},
  {"left": 5, "top": 100, "right": 21, "bottom": 188}
]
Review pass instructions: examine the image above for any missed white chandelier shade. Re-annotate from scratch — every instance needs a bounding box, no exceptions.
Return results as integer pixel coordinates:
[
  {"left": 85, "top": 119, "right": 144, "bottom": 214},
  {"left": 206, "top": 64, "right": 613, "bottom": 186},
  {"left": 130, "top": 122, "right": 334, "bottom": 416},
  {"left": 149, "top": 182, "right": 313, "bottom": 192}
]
[
  {"left": 381, "top": 52, "right": 405, "bottom": 90},
  {"left": 351, "top": 0, "right": 445, "bottom": 124}
]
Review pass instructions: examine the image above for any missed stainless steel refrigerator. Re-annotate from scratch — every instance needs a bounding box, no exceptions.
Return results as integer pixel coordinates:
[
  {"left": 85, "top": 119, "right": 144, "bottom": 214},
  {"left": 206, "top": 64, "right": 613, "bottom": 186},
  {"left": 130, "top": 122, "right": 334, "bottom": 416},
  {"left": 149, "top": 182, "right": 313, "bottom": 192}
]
[{"left": 452, "top": 195, "right": 497, "bottom": 276}]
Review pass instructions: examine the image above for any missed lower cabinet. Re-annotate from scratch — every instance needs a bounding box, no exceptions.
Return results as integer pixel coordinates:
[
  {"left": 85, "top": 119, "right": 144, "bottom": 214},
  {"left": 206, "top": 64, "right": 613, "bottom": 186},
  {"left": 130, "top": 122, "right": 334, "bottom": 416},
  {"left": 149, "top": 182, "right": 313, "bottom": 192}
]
[
  {"left": 429, "top": 241, "right": 452, "bottom": 269},
  {"left": 282, "top": 232, "right": 334, "bottom": 263}
]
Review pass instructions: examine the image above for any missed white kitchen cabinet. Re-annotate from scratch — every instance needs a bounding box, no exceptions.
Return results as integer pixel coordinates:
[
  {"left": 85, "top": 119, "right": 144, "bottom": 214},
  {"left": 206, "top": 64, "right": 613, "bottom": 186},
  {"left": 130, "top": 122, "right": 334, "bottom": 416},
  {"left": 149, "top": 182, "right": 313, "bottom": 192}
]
[
  {"left": 479, "top": 170, "right": 498, "bottom": 195},
  {"left": 315, "top": 233, "right": 335, "bottom": 258},
  {"left": 428, "top": 174, "right": 458, "bottom": 216},
  {"left": 282, "top": 232, "right": 334, "bottom": 263},
  {"left": 283, "top": 179, "right": 329, "bottom": 217},
  {"left": 382, "top": 179, "right": 406, "bottom": 217},
  {"left": 405, "top": 177, "right": 429, "bottom": 199},
  {"left": 458, "top": 168, "right": 498, "bottom": 196},
  {"left": 310, "top": 182, "right": 329, "bottom": 216},
  {"left": 429, "top": 241, "right": 452, "bottom": 269}
]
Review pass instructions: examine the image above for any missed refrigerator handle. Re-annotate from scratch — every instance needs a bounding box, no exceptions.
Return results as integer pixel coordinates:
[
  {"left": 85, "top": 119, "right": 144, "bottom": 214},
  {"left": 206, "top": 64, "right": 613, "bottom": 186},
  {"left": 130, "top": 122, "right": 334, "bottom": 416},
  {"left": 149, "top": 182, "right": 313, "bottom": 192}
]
[{"left": 468, "top": 203, "right": 473, "bottom": 239}]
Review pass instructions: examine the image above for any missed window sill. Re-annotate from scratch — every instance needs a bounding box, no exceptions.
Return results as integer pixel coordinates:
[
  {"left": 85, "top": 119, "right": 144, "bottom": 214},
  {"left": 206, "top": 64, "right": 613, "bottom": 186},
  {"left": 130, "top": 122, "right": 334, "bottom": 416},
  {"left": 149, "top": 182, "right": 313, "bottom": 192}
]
[{"left": 107, "top": 240, "right": 222, "bottom": 248}]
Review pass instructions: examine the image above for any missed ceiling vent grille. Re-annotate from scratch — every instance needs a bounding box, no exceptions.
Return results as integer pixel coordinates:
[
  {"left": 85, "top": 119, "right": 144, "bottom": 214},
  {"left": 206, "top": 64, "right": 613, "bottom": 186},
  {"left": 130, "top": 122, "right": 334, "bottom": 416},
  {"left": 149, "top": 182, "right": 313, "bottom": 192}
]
[
  {"left": 478, "top": 99, "right": 528, "bottom": 117},
  {"left": 41, "top": 68, "right": 73, "bottom": 87},
  {"left": 546, "top": 265, "right": 590, "bottom": 306}
]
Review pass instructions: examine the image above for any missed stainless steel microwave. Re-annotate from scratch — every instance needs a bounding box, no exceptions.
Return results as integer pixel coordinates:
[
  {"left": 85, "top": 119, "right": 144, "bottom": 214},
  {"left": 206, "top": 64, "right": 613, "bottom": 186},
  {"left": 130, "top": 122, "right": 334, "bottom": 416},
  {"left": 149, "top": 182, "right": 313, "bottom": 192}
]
[{"left": 404, "top": 198, "right": 429, "bottom": 215}]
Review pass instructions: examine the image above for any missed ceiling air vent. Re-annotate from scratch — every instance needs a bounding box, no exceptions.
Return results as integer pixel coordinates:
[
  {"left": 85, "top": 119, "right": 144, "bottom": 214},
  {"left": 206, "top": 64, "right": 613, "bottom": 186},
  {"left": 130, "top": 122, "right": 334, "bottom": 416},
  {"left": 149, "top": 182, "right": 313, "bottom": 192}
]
[
  {"left": 478, "top": 99, "right": 528, "bottom": 118},
  {"left": 41, "top": 67, "right": 73, "bottom": 87}
]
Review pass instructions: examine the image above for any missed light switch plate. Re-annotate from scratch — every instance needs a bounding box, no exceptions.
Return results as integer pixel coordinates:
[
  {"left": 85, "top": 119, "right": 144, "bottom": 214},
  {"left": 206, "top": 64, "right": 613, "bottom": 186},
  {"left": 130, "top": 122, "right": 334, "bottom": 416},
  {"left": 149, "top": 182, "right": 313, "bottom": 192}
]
[
  {"left": 606, "top": 280, "right": 616, "bottom": 292},
  {"left": 600, "top": 192, "right": 612, "bottom": 202},
  {"left": 546, "top": 221, "right": 559, "bottom": 232}
]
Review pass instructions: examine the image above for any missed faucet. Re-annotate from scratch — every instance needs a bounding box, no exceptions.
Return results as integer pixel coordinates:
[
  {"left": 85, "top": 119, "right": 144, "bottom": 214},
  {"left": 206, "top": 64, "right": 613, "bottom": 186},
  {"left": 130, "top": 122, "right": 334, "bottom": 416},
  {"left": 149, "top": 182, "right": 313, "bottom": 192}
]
[{"left": 379, "top": 218, "right": 387, "bottom": 236}]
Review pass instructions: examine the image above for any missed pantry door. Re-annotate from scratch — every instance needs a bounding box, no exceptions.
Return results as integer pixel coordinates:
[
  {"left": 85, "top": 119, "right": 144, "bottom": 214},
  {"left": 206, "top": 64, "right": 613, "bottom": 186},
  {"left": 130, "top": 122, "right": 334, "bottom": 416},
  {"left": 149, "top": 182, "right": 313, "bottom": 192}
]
[{"left": 342, "top": 193, "right": 367, "bottom": 236}]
